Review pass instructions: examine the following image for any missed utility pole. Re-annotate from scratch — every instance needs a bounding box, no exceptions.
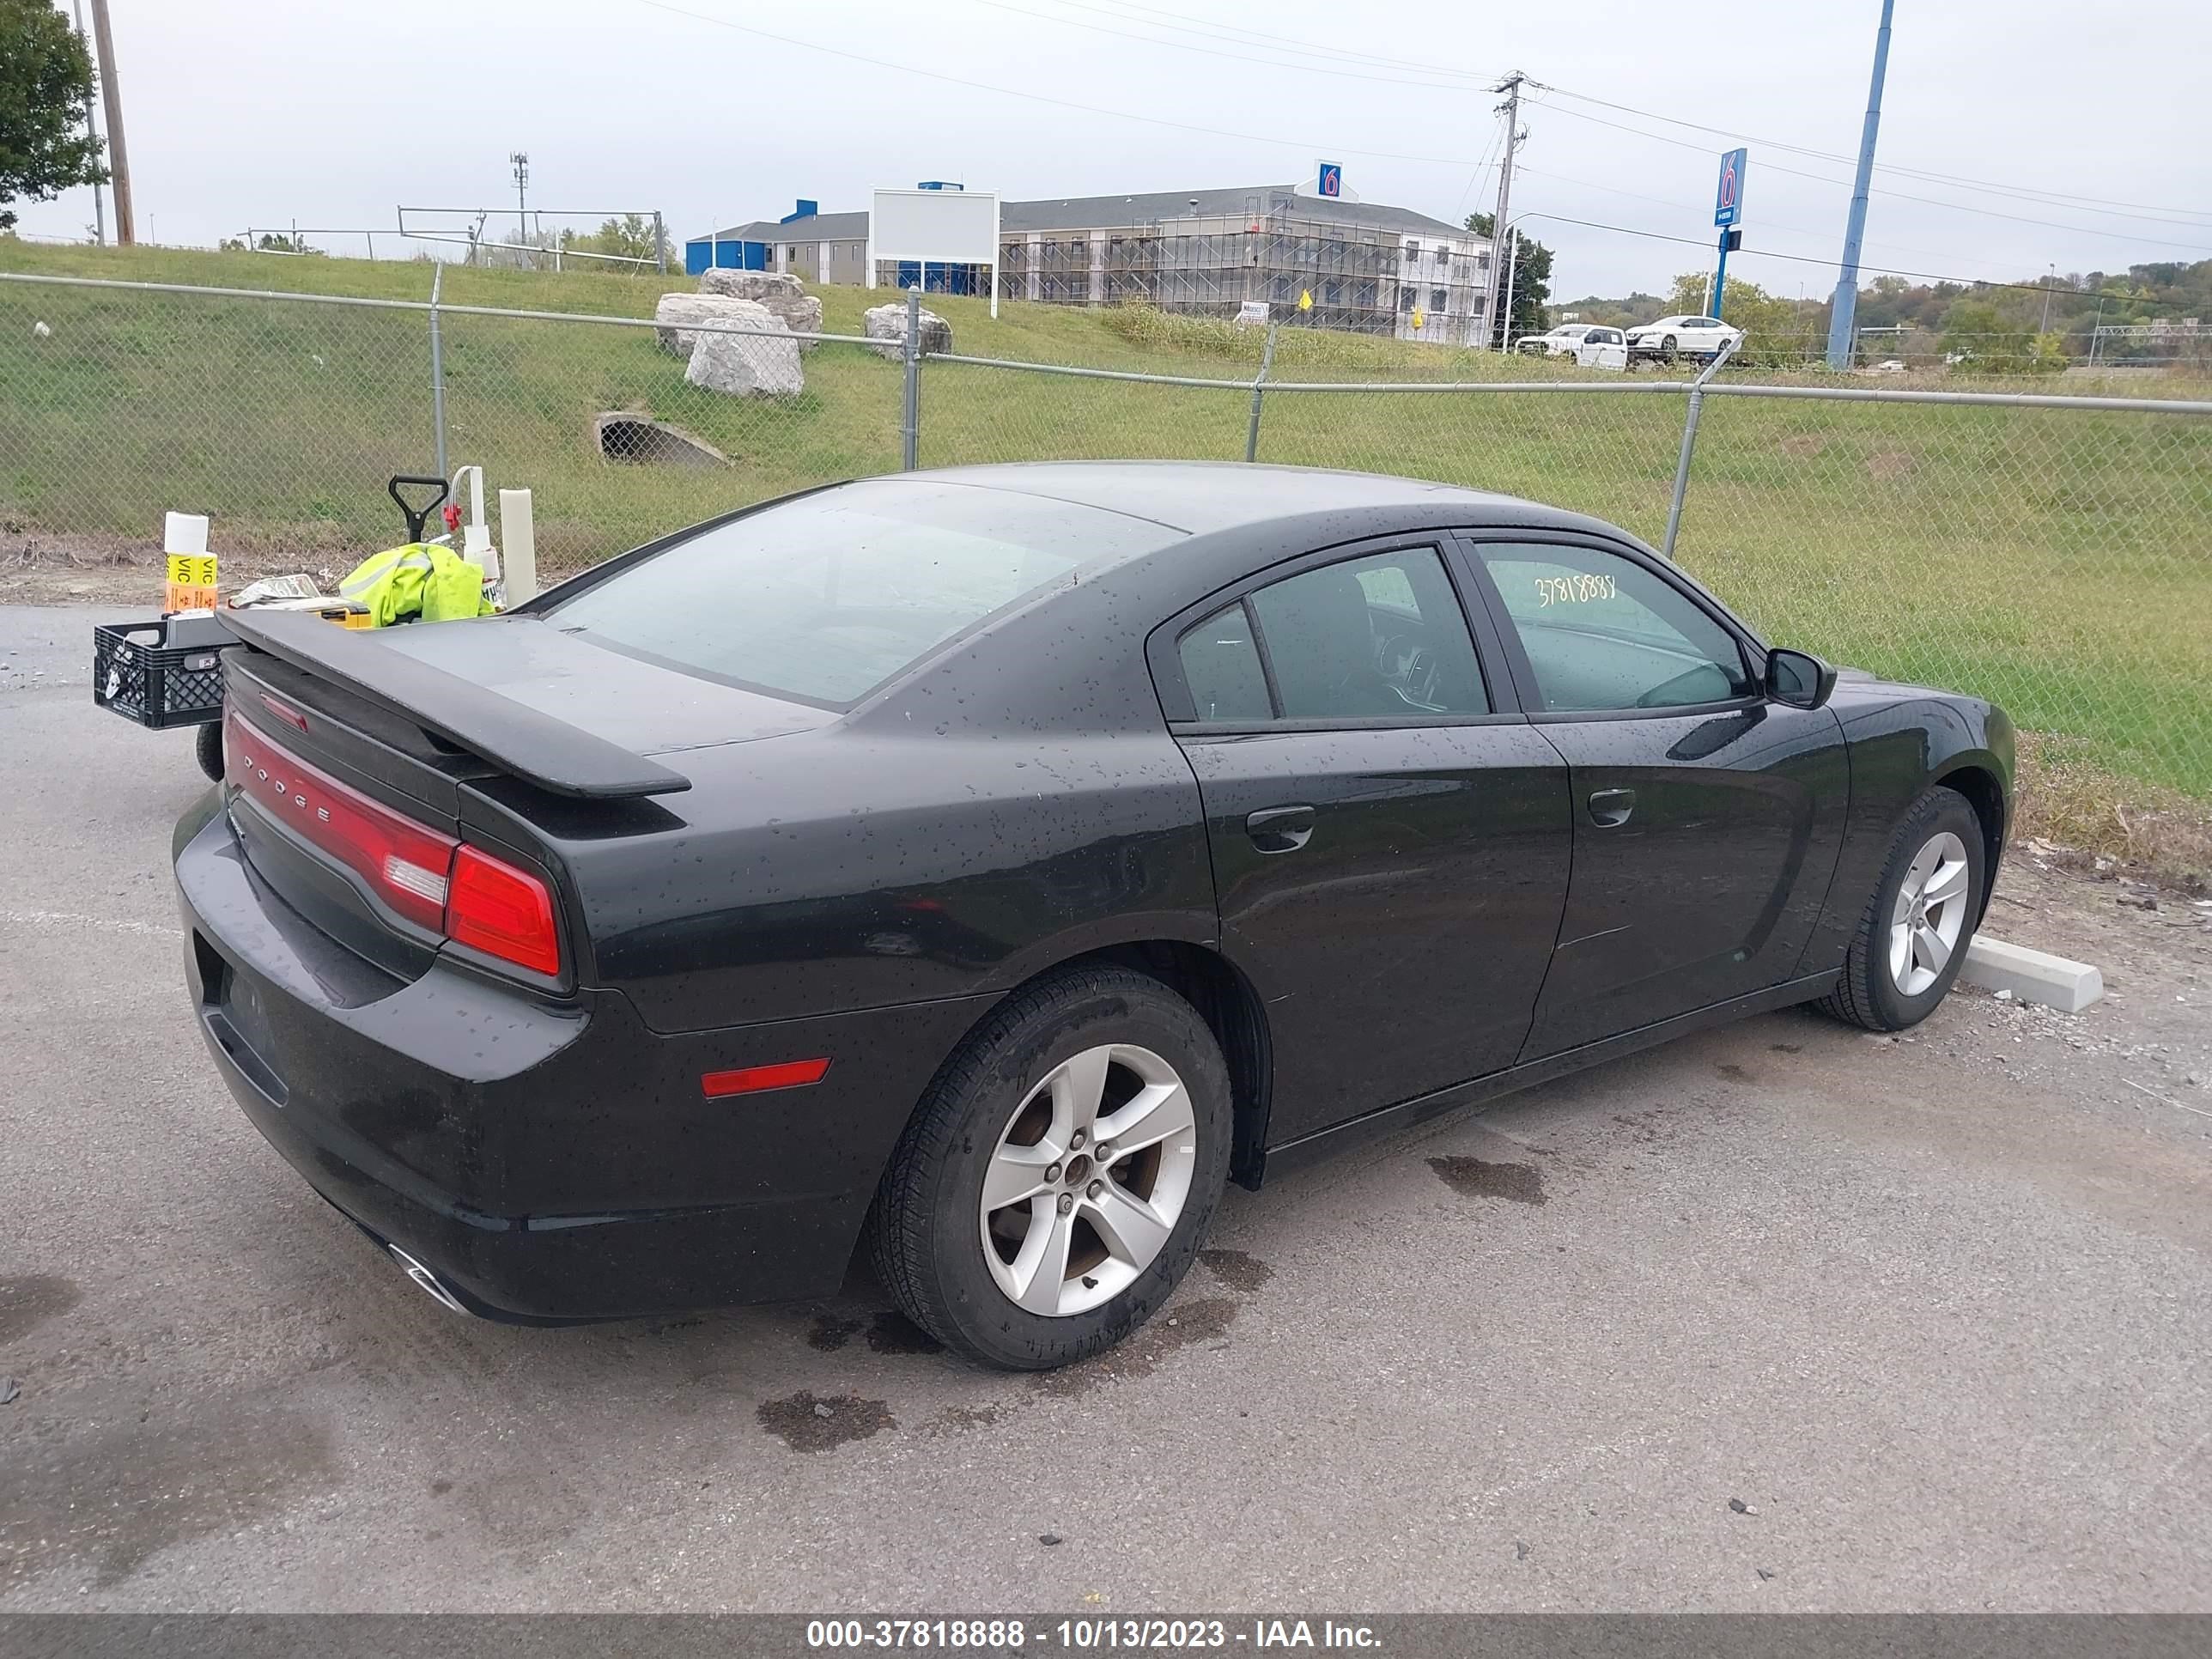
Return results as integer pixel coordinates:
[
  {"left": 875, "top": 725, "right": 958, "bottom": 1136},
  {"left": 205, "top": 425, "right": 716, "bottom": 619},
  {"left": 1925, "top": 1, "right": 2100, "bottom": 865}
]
[
  {"left": 88, "top": 0, "right": 132, "bottom": 245},
  {"left": 1484, "top": 71, "right": 1526, "bottom": 351},
  {"left": 2039, "top": 264, "right": 2056, "bottom": 332},
  {"left": 70, "top": 0, "right": 104, "bottom": 244},
  {"left": 1824, "top": 0, "right": 1894, "bottom": 369}
]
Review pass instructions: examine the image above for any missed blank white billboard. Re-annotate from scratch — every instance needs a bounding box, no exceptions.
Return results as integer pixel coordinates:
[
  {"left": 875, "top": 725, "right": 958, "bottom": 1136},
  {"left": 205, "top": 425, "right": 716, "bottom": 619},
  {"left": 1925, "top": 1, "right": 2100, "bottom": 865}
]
[{"left": 870, "top": 188, "right": 1000, "bottom": 264}]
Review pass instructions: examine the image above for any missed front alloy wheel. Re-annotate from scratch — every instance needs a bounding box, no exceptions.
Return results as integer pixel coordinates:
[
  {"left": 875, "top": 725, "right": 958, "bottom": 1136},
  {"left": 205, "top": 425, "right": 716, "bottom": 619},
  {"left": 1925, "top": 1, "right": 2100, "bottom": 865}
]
[
  {"left": 1888, "top": 831, "right": 1971, "bottom": 996},
  {"left": 1819, "top": 785, "right": 1986, "bottom": 1031}
]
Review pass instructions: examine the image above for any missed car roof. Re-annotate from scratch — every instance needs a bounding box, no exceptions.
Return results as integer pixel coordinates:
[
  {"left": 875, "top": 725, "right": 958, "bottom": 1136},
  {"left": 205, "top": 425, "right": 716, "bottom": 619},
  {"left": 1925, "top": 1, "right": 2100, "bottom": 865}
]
[{"left": 902, "top": 461, "right": 1601, "bottom": 540}]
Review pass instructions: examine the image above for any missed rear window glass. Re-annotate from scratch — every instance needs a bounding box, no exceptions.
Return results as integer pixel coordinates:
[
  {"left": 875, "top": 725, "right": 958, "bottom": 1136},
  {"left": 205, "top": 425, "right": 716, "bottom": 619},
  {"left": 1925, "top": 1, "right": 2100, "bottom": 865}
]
[{"left": 543, "top": 480, "right": 1176, "bottom": 706}]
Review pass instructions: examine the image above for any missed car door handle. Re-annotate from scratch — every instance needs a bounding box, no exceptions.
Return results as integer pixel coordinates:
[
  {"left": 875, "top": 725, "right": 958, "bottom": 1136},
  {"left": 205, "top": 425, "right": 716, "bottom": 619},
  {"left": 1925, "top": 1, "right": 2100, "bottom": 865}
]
[
  {"left": 1587, "top": 788, "right": 1637, "bottom": 828},
  {"left": 1245, "top": 805, "right": 1316, "bottom": 854}
]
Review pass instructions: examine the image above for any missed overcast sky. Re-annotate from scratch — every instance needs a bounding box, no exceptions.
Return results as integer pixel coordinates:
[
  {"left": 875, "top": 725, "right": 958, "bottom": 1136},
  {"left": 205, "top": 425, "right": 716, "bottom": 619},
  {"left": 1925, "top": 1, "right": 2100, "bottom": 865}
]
[{"left": 18, "top": 0, "right": 2212, "bottom": 301}]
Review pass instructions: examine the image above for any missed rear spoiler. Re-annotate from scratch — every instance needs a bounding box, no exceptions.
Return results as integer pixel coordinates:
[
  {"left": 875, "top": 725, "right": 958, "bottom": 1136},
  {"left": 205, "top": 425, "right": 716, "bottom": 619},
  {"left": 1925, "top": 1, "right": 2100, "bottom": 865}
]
[{"left": 220, "top": 609, "right": 691, "bottom": 799}]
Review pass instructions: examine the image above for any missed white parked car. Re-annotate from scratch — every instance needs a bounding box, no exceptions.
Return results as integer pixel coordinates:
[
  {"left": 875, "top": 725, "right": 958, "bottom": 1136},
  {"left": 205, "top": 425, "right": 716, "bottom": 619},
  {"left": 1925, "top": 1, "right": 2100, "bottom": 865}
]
[{"left": 1624, "top": 315, "right": 1743, "bottom": 361}]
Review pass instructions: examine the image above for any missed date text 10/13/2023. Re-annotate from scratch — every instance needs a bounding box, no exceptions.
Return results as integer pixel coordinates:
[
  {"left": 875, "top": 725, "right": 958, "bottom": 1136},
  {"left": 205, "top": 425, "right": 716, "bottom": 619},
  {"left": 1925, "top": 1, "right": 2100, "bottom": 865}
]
[{"left": 805, "top": 1620, "right": 1382, "bottom": 1650}]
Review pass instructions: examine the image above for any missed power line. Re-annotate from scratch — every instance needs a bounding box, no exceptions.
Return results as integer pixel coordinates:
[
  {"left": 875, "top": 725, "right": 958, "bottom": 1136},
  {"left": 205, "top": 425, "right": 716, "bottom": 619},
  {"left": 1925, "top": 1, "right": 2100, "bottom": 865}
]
[
  {"left": 1055, "top": 1, "right": 2212, "bottom": 228},
  {"left": 1519, "top": 211, "right": 2189, "bottom": 301},
  {"left": 1058, "top": 0, "right": 1495, "bottom": 81},
  {"left": 1050, "top": 1, "right": 2212, "bottom": 233},
  {"left": 968, "top": 0, "right": 1498, "bottom": 90},
  {"left": 1536, "top": 82, "right": 2212, "bottom": 226},
  {"left": 1528, "top": 96, "right": 2212, "bottom": 256},
  {"left": 628, "top": 0, "right": 1479, "bottom": 167},
  {"left": 1513, "top": 164, "right": 2033, "bottom": 283}
]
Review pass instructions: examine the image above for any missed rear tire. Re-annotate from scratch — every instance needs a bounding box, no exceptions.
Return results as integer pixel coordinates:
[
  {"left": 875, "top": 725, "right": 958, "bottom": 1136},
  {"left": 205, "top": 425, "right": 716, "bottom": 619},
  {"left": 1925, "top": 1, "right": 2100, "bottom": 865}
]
[
  {"left": 1819, "top": 786, "right": 1985, "bottom": 1031},
  {"left": 870, "top": 967, "right": 1232, "bottom": 1370},
  {"left": 194, "top": 720, "right": 223, "bottom": 782}
]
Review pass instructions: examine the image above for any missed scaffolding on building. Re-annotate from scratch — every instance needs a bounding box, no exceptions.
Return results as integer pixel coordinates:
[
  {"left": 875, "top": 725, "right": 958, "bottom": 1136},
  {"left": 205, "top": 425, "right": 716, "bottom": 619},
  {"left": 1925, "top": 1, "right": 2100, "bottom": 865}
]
[{"left": 890, "top": 199, "right": 1494, "bottom": 345}]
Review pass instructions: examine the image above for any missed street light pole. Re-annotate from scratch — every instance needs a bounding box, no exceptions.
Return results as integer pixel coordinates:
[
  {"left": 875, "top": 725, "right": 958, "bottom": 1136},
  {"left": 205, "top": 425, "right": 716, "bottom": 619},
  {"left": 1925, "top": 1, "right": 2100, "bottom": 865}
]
[
  {"left": 70, "top": 0, "right": 104, "bottom": 244},
  {"left": 1824, "top": 0, "right": 1896, "bottom": 369}
]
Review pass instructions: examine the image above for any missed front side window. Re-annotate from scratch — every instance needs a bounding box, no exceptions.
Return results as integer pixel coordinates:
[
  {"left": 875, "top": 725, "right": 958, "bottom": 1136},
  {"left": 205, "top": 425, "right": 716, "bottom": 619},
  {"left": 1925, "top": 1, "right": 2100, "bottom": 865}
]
[
  {"left": 1478, "top": 544, "right": 1753, "bottom": 712},
  {"left": 1206, "top": 548, "right": 1488, "bottom": 721},
  {"left": 546, "top": 479, "right": 1176, "bottom": 707}
]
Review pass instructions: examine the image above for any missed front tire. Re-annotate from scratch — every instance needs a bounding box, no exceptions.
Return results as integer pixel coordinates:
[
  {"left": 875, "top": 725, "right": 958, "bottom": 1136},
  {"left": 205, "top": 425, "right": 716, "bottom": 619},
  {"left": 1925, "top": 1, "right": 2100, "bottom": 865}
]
[
  {"left": 1819, "top": 787, "right": 1985, "bottom": 1030},
  {"left": 870, "top": 967, "right": 1232, "bottom": 1370},
  {"left": 1662, "top": 333, "right": 1680, "bottom": 362}
]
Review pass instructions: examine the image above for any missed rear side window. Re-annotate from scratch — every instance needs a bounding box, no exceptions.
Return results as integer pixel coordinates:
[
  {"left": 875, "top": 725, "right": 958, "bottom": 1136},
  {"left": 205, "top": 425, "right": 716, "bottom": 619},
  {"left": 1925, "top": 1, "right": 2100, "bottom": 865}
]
[
  {"left": 544, "top": 480, "right": 1177, "bottom": 707},
  {"left": 1173, "top": 547, "right": 1489, "bottom": 724},
  {"left": 1178, "top": 603, "right": 1271, "bottom": 722}
]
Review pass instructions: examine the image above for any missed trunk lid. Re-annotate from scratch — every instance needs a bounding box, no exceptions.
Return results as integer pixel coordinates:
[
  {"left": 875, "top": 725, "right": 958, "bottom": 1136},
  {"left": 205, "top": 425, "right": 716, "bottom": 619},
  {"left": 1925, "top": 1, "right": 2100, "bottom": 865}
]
[{"left": 217, "top": 611, "right": 832, "bottom": 984}]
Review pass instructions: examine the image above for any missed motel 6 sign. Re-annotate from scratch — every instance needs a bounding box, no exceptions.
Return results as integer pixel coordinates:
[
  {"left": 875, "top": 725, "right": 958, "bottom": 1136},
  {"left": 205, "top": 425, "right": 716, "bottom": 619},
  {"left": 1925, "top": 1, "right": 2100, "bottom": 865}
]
[
  {"left": 1317, "top": 161, "right": 1343, "bottom": 198},
  {"left": 1714, "top": 148, "right": 1747, "bottom": 228}
]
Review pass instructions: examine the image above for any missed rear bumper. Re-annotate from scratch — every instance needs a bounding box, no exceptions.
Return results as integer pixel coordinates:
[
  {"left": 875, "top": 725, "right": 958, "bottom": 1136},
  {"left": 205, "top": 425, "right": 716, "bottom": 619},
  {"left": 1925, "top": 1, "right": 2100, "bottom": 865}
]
[{"left": 176, "top": 799, "right": 990, "bottom": 1322}]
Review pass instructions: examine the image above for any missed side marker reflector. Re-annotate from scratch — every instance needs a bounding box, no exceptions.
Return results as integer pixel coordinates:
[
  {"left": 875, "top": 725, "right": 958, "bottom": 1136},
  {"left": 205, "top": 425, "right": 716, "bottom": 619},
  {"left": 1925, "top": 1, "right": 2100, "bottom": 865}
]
[{"left": 701, "top": 1058, "right": 831, "bottom": 1099}]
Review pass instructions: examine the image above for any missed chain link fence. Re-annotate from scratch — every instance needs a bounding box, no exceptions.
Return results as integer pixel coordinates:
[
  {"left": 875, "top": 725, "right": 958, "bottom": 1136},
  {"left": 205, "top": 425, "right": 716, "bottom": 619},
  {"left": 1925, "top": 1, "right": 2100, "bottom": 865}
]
[{"left": 4, "top": 271, "right": 2207, "bottom": 815}]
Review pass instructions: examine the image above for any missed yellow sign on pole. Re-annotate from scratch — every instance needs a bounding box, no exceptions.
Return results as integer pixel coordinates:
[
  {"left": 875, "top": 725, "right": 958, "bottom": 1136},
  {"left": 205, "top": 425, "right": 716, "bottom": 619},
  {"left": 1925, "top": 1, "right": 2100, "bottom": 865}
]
[
  {"left": 1412, "top": 308, "right": 1425, "bottom": 330},
  {"left": 1297, "top": 289, "right": 1313, "bottom": 313}
]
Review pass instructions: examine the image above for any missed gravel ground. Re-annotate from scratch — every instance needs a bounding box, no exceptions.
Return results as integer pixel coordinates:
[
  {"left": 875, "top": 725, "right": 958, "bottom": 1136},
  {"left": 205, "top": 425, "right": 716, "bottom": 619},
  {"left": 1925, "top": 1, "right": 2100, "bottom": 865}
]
[{"left": 2, "top": 604, "right": 2207, "bottom": 1613}]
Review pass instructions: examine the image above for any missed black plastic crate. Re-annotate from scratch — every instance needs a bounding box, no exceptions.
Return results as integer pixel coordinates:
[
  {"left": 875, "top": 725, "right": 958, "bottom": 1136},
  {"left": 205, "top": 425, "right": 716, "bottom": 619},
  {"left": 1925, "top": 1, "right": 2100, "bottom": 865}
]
[{"left": 92, "top": 617, "right": 229, "bottom": 729}]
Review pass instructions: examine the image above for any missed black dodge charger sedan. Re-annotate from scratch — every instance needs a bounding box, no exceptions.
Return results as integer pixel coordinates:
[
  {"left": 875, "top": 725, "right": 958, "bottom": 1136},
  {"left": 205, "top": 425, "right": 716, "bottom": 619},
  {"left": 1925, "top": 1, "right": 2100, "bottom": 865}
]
[{"left": 177, "top": 463, "right": 2011, "bottom": 1368}]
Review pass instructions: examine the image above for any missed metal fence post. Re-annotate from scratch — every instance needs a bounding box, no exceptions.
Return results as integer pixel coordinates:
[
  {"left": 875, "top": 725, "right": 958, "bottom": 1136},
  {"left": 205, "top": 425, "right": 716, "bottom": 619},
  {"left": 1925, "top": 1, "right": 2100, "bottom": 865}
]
[
  {"left": 1661, "top": 337, "right": 1737, "bottom": 560},
  {"left": 901, "top": 285, "right": 921, "bottom": 471},
  {"left": 428, "top": 263, "right": 449, "bottom": 482},
  {"left": 1245, "top": 321, "right": 1279, "bottom": 463}
]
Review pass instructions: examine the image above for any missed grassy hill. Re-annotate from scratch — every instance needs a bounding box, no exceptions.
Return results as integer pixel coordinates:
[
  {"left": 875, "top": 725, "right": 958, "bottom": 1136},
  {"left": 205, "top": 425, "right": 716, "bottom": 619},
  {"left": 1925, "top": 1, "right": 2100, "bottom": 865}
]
[{"left": 3, "top": 241, "right": 2209, "bottom": 817}]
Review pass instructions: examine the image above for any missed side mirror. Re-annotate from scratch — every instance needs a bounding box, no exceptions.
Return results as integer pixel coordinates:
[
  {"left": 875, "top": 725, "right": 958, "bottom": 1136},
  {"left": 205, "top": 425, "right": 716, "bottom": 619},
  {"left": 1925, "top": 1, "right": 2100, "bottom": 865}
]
[{"left": 1765, "top": 647, "right": 1838, "bottom": 710}]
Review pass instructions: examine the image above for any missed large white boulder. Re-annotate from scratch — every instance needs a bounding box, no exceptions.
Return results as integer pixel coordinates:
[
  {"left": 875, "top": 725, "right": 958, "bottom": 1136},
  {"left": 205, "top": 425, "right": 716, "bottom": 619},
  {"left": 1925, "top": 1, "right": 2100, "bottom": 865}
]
[
  {"left": 863, "top": 301, "right": 953, "bottom": 361},
  {"left": 684, "top": 315, "right": 804, "bottom": 398},
  {"left": 775, "top": 292, "right": 825, "bottom": 342},
  {"left": 699, "top": 268, "right": 803, "bottom": 302},
  {"left": 686, "top": 274, "right": 824, "bottom": 347},
  {"left": 653, "top": 292, "right": 775, "bottom": 356}
]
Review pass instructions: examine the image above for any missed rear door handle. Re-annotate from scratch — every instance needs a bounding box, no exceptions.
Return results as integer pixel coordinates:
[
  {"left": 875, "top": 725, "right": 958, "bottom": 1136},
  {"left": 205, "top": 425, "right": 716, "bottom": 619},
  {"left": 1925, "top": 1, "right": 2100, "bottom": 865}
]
[
  {"left": 1587, "top": 787, "right": 1637, "bottom": 828},
  {"left": 1245, "top": 805, "right": 1315, "bottom": 854}
]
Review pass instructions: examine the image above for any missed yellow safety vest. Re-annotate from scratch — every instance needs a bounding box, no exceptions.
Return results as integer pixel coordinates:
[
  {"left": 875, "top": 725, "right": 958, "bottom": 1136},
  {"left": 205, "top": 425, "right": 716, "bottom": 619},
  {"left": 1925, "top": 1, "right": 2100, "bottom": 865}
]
[{"left": 337, "top": 543, "right": 496, "bottom": 627}]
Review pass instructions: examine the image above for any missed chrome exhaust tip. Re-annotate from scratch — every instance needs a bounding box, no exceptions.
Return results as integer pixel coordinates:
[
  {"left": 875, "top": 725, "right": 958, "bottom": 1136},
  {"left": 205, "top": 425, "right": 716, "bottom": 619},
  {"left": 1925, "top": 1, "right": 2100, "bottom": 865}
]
[{"left": 388, "top": 1244, "right": 468, "bottom": 1315}]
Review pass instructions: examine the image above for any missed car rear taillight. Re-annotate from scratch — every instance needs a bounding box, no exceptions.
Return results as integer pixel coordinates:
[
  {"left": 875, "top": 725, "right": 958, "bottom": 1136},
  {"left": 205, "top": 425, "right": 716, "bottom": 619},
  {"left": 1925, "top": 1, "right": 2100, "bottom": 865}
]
[
  {"left": 225, "top": 711, "right": 562, "bottom": 976},
  {"left": 447, "top": 845, "right": 561, "bottom": 976}
]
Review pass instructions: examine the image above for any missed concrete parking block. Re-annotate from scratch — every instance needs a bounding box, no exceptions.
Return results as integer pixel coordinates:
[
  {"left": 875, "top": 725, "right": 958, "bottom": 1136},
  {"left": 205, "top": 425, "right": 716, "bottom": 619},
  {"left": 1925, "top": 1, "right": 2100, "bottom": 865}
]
[{"left": 1962, "top": 935, "right": 2105, "bottom": 1012}]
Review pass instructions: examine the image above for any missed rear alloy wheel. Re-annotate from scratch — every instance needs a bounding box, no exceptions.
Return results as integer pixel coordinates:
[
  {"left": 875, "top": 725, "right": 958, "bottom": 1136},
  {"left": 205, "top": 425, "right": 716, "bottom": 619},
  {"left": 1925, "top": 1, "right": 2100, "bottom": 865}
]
[
  {"left": 979, "top": 1042, "right": 1199, "bottom": 1316},
  {"left": 872, "top": 968, "right": 1231, "bottom": 1370},
  {"left": 1820, "top": 787, "right": 1986, "bottom": 1030}
]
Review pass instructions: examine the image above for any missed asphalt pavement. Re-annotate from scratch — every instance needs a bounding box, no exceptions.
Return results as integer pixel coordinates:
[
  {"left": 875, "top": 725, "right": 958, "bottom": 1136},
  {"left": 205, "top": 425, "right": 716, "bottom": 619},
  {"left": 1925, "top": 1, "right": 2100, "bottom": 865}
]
[{"left": 3, "top": 604, "right": 2208, "bottom": 1613}]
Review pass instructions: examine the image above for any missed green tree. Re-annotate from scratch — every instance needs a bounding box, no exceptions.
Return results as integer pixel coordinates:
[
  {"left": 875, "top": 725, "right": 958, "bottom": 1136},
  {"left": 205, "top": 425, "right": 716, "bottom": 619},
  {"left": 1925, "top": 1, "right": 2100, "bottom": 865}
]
[
  {"left": 0, "top": 0, "right": 108, "bottom": 232},
  {"left": 561, "top": 212, "right": 669, "bottom": 266},
  {"left": 1467, "top": 211, "right": 1552, "bottom": 345}
]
